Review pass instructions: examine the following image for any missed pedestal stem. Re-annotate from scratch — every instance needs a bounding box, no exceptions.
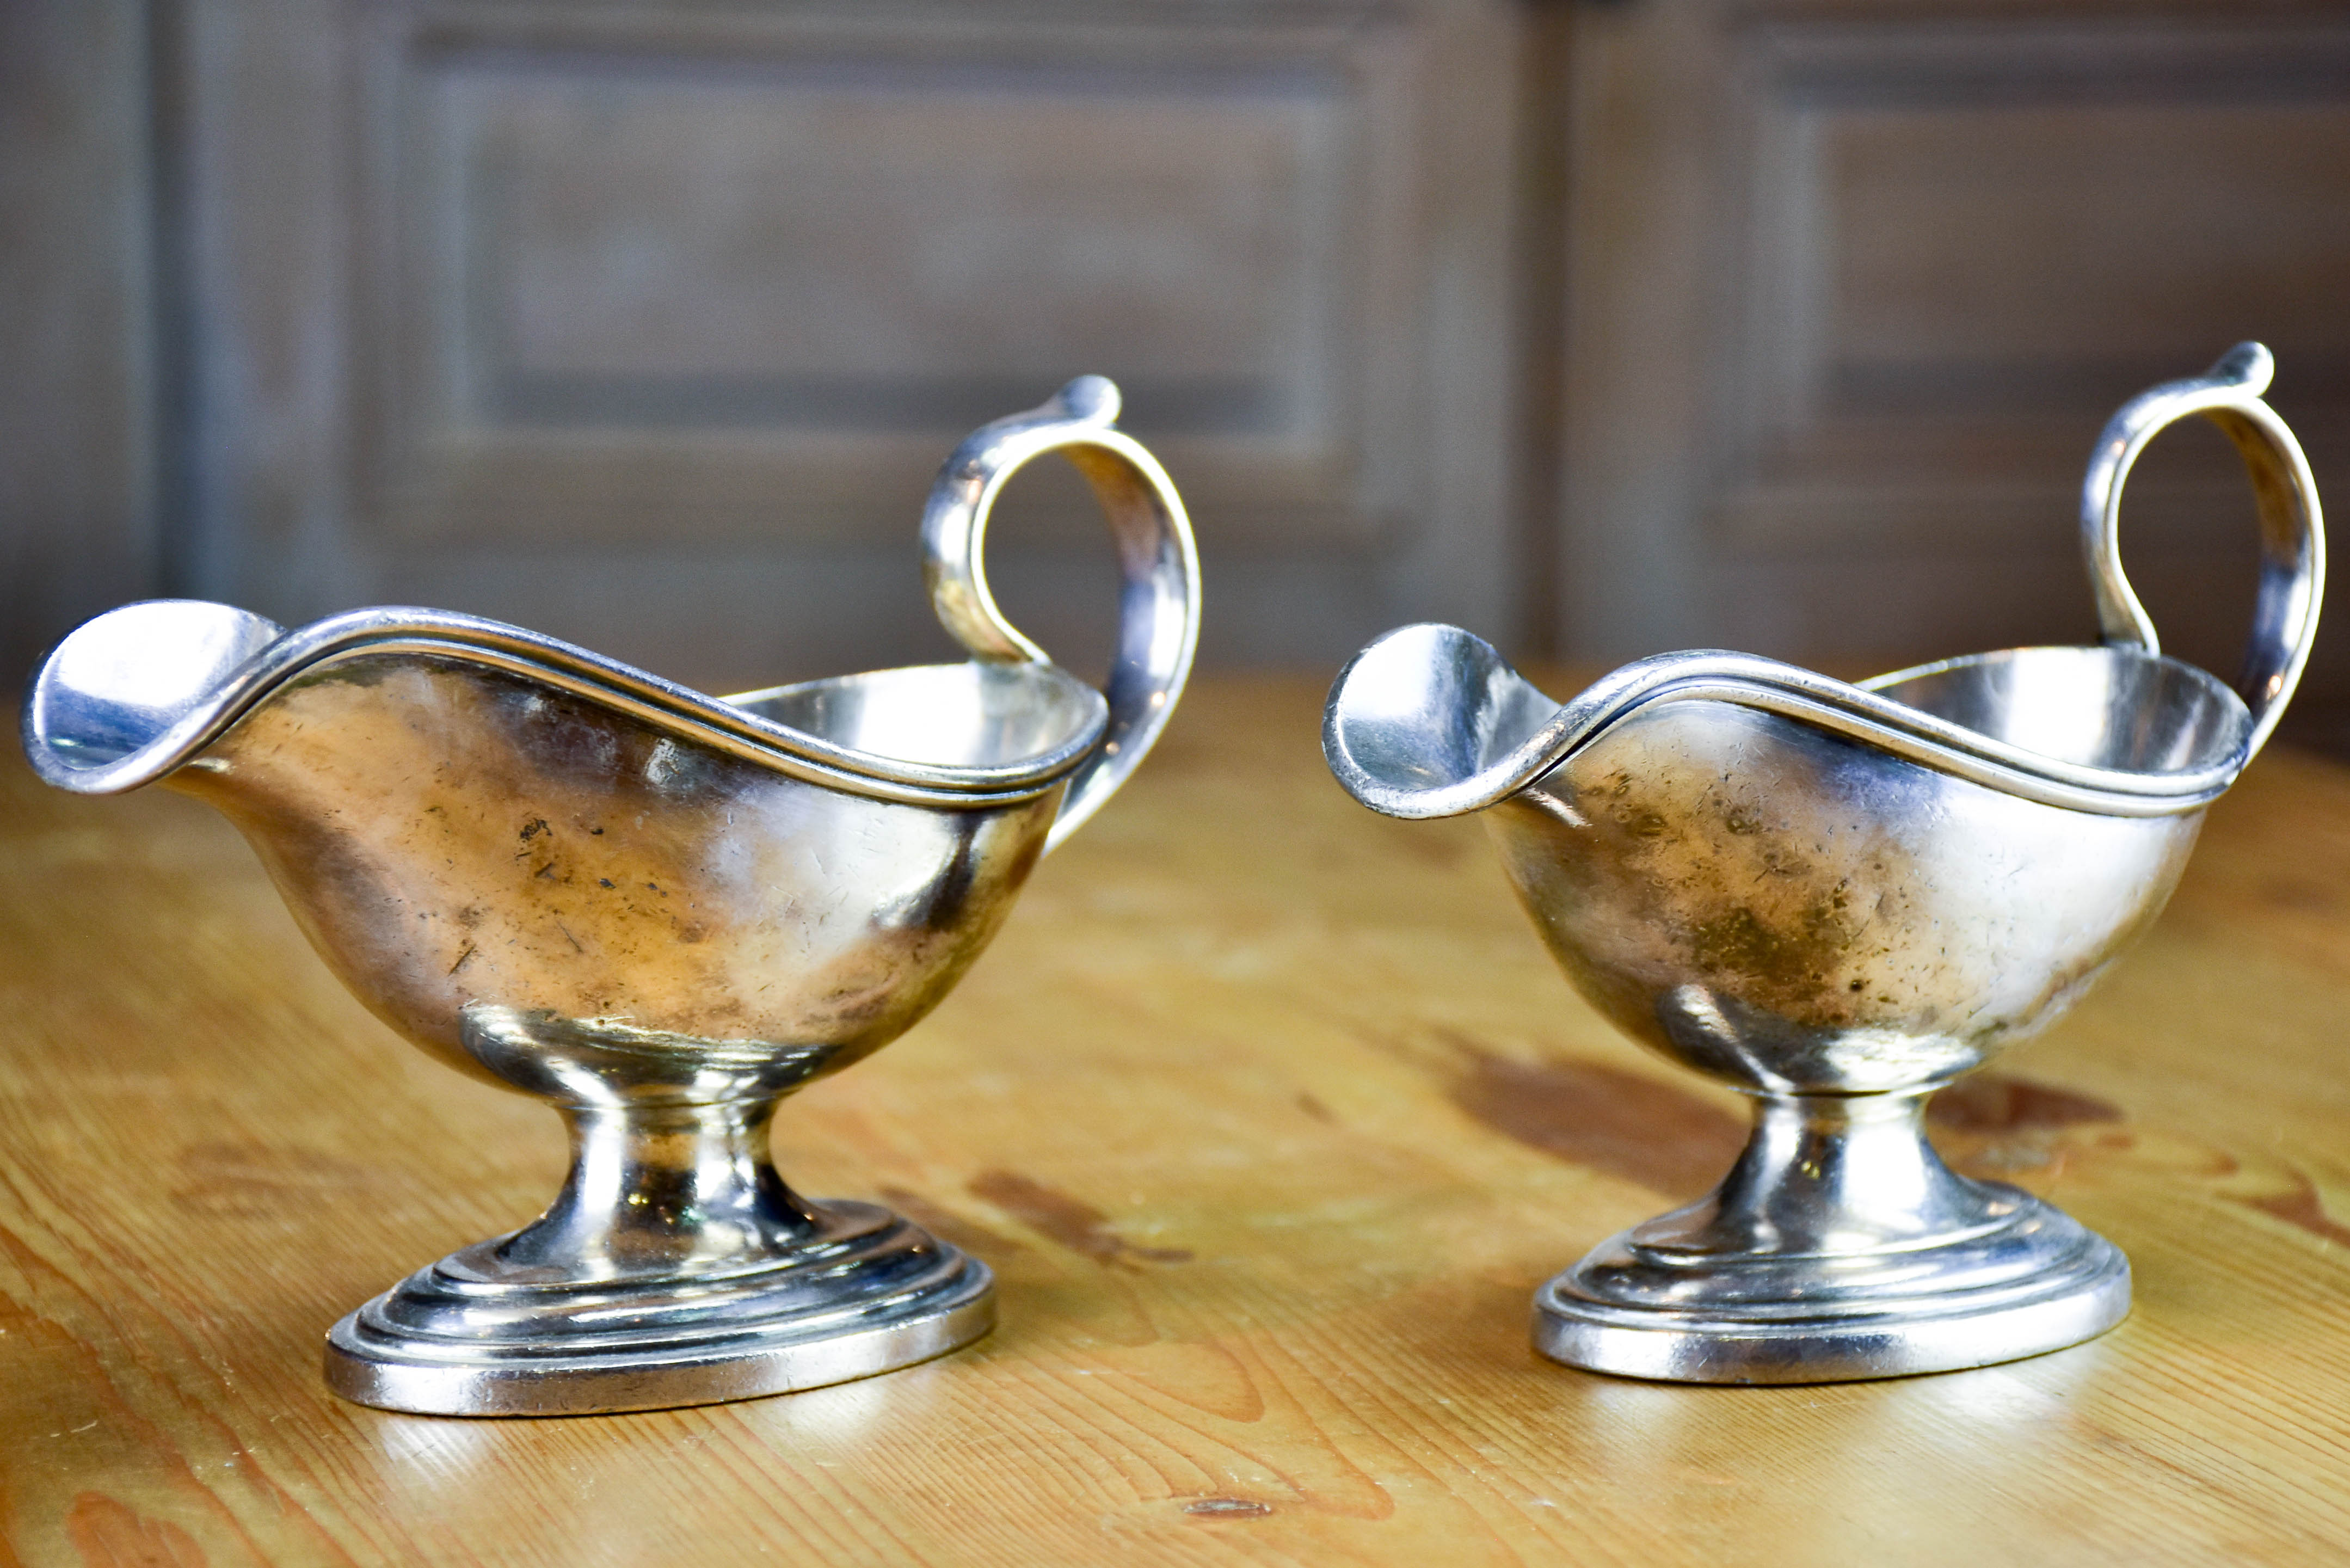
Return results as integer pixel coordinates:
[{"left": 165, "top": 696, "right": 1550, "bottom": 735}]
[
  {"left": 1535, "top": 1081, "right": 2130, "bottom": 1381},
  {"left": 491, "top": 1097, "right": 822, "bottom": 1280},
  {"left": 1634, "top": 1089, "right": 2011, "bottom": 1259}
]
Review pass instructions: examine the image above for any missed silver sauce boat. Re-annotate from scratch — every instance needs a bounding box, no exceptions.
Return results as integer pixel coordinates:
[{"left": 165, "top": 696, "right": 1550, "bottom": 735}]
[
  {"left": 24, "top": 377, "right": 1199, "bottom": 1416},
  {"left": 1324, "top": 345, "right": 2322, "bottom": 1382}
]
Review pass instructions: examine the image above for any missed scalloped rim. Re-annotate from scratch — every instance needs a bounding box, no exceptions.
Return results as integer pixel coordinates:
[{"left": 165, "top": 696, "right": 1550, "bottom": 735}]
[
  {"left": 1323, "top": 626, "right": 2253, "bottom": 821},
  {"left": 24, "top": 604, "right": 1108, "bottom": 808}
]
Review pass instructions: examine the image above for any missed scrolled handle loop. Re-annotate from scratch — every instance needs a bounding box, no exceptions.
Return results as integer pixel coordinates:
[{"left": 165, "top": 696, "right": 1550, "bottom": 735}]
[
  {"left": 922, "top": 376, "right": 1202, "bottom": 851},
  {"left": 2082, "top": 341, "right": 2325, "bottom": 761}
]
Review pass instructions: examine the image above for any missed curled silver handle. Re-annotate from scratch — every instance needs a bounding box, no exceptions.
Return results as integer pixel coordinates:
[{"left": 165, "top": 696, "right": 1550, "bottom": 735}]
[
  {"left": 2083, "top": 341, "right": 2326, "bottom": 761},
  {"left": 922, "top": 376, "right": 1202, "bottom": 851}
]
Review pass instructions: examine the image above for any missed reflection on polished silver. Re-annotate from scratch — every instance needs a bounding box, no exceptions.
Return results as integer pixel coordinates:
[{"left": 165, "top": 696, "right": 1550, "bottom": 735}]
[
  {"left": 23, "top": 376, "right": 1200, "bottom": 1416},
  {"left": 1325, "top": 345, "right": 2322, "bottom": 1383}
]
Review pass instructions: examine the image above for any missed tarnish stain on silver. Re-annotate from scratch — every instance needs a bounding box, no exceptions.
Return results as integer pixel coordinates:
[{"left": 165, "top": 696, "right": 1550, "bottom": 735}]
[
  {"left": 1324, "top": 345, "right": 2322, "bottom": 1383},
  {"left": 22, "top": 376, "right": 1201, "bottom": 1417}
]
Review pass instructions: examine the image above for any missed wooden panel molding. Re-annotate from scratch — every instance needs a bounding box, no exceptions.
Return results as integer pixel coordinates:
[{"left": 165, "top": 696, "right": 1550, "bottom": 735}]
[
  {"left": 366, "top": 15, "right": 1388, "bottom": 549},
  {"left": 165, "top": 0, "right": 1523, "bottom": 678},
  {"left": 1558, "top": 2, "right": 2350, "bottom": 691},
  {"left": 1718, "top": 18, "right": 2350, "bottom": 553}
]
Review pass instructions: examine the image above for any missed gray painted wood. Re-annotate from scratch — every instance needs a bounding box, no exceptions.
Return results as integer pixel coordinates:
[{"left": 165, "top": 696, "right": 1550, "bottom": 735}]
[
  {"left": 160, "top": 0, "right": 1524, "bottom": 688},
  {"left": 0, "top": 0, "right": 159, "bottom": 679},
  {"left": 8, "top": 0, "right": 2348, "bottom": 717},
  {"left": 1553, "top": 1, "right": 2350, "bottom": 710}
]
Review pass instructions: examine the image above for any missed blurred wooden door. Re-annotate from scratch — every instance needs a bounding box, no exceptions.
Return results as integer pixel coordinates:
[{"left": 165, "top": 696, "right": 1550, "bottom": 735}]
[
  {"left": 1549, "top": 0, "right": 2350, "bottom": 704},
  {"left": 18, "top": 0, "right": 2350, "bottom": 704},
  {"left": 158, "top": 0, "right": 1525, "bottom": 688}
]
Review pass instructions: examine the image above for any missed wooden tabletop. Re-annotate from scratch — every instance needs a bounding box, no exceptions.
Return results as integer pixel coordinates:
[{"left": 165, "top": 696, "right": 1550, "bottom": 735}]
[{"left": 5, "top": 675, "right": 2350, "bottom": 1566}]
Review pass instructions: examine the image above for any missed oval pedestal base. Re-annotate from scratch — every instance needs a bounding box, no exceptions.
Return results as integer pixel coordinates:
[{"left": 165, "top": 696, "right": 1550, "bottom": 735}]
[
  {"left": 1533, "top": 1188, "right": 2130, "bottom": 1385},
  {"left": 325, "top": 1201, "right": 993, "bottom": 1417}
]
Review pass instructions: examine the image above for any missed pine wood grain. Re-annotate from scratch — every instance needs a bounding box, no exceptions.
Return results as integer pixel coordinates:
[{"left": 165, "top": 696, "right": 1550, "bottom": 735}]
[{"left": 5, "top": 677, "right": 2350, "bottom": 1566}]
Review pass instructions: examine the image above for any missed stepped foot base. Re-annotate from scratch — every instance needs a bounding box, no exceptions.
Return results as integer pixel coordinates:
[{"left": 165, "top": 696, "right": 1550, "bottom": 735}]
[
  {"left": 325, "top": 1201, "right": 992, "bottom": 1417},
  {"left": 1534, "top": 1188, "right": 2129, "bottom": 1385}
]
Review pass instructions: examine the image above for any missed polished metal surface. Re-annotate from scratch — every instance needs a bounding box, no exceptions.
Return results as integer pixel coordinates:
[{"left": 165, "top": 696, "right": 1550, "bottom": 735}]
[
  {"left": 1325, "top": 345, "right": 2323, "bottom": 1383},
  {"left": 23, "top": 377, "right": 1199, "bottom": 1416}
]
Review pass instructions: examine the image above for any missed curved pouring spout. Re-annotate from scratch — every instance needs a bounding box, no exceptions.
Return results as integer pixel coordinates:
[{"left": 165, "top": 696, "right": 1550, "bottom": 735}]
[
  {"left": 22, "top": 377, "right": 1201, "bottom": 1416},
  {"left": 1324, "top": 344, "right": 2323, "bottom": 1382}
]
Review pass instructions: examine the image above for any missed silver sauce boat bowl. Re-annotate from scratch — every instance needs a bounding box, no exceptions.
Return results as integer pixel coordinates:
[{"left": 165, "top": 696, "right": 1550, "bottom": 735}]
[
  {"left": 1324, "top": 345, "right": 2322, "bottom": 1382},
  {"left": 24, "top": 376, "right": 1199, "bottom": 1415}
]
